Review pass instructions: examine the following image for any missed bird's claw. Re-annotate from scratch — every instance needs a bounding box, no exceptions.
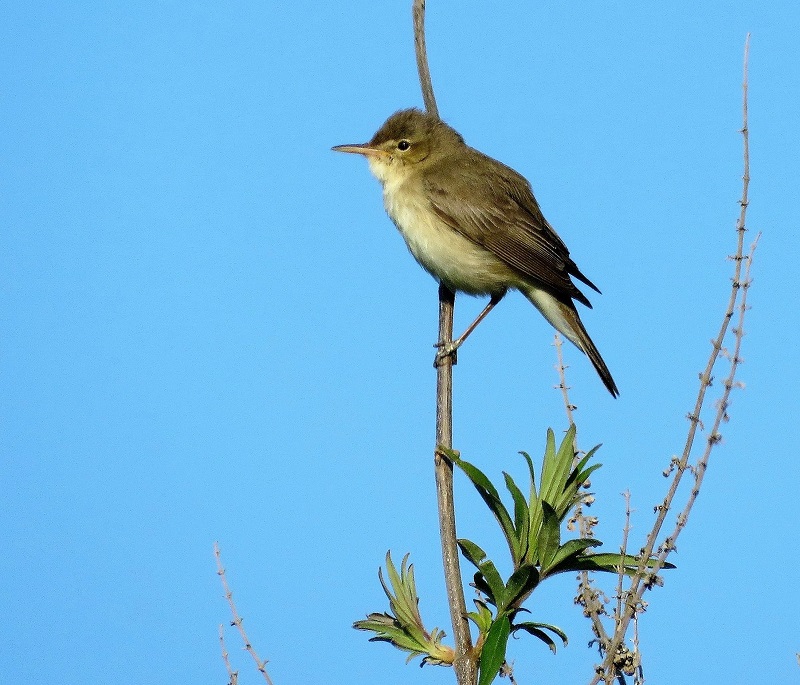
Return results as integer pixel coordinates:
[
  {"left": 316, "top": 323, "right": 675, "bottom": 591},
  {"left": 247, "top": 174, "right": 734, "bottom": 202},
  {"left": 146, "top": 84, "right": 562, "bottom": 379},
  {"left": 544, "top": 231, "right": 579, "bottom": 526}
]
[{"left": 433, "top": 341, "right": 459, "bottom": 367}]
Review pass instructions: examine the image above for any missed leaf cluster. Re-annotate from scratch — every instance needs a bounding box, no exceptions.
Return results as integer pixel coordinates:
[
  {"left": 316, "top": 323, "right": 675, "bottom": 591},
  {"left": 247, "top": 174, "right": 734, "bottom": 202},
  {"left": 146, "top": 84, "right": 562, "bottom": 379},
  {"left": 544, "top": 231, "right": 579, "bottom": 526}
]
[
  {"left": 442, "top": 425, "right": 667, "bottom": 685},
  {"left": 354, "top": 552, "right": 454, "bottom": 667},
  {"left": 355, "top": 426, "right": 669, "bottom": 685}
]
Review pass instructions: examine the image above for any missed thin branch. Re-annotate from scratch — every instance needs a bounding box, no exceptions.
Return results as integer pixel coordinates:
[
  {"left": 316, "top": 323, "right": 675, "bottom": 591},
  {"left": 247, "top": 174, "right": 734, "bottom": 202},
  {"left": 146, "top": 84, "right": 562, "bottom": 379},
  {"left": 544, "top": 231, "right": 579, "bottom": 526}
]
[
  {"left": 613, "top": 492, "right": 633, "bottom": 635},
  {"left": 554, "top": 334, "right": 577, "bottom": 426},
  {"left": 556, "top": 334, "right": 612, "bottom": 651},
  {"left": 434, "top": 288, "right": 476, "bottom": 685},
  {"left": 659, "top": 233, "right": 758, "bottom": 555},
  {"left": 219, "top": 624, "right": 239, "bottom": 685},
  {"left": 413, "top": 0, "right": 439, "bottom": 117},
  {"left": 215, "top": 542, "right": 274, "bottom": 685},
  {"left": 631, "top": 613, "right": 643, "bottom": 685},
  {"left": 412, "top": 2, "right": 475, "bottom": 683},
  {"left": 607, "top": 491, "right": 639, "bottom": 683},
  {"left": 590, "top": 33, "right": 754, "bottom": 684}
]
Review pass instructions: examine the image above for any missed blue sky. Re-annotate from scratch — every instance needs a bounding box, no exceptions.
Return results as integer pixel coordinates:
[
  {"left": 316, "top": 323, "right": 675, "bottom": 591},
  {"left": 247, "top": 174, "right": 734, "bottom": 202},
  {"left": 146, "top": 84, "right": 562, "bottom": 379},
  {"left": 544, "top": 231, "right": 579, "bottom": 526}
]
[{"left": 2, "top": 3, "right": 799, "bottom": 684}]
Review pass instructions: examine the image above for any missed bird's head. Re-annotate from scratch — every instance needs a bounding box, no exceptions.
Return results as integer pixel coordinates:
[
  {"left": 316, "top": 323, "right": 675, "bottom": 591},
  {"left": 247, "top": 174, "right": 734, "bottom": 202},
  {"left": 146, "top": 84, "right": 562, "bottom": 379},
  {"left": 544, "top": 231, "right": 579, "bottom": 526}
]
[{"left": 332, "top": 108, "right": 464, "bottom": 183}]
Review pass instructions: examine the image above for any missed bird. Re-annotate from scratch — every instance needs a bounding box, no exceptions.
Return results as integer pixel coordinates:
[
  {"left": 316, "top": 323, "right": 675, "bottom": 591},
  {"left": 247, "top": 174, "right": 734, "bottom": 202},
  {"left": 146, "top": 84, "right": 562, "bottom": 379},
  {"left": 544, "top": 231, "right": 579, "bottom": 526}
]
[{"left": 332, "top": 108, "right": 618, "bottom": 397}]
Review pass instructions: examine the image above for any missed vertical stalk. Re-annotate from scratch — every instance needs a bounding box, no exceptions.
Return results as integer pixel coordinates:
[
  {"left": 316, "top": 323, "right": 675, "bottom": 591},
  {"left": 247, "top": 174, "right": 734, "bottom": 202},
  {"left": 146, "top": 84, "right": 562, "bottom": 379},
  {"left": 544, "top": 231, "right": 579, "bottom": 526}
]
[
  {"left": 413, "top": 3, "right": 475, "bottom": 683},
  {"left": 434, "top": 284, "right": 476, "bottom": 685}
]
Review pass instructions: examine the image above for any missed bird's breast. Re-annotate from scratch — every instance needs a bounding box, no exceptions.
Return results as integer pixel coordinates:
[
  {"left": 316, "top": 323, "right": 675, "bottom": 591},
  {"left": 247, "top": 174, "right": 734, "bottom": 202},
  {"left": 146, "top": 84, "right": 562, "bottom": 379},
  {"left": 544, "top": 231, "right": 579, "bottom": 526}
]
[{"left": 380, "top": 175, "right": 517, "bottom": 296}]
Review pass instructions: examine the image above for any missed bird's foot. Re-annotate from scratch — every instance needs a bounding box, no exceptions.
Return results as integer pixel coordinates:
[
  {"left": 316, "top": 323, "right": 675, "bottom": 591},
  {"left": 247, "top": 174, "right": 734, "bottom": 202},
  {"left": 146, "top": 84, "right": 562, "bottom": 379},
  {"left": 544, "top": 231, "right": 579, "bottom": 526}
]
[{"left": 433, "top": 341, "right": 459, "bottom": 367}]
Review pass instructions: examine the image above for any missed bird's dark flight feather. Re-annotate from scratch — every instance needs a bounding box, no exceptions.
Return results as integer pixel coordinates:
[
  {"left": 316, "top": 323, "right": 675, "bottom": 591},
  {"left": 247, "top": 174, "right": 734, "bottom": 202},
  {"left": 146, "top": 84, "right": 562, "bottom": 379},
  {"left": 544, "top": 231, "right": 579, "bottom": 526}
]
[{"left": 423, "top": 146, "right": 598, "bottom": 308}]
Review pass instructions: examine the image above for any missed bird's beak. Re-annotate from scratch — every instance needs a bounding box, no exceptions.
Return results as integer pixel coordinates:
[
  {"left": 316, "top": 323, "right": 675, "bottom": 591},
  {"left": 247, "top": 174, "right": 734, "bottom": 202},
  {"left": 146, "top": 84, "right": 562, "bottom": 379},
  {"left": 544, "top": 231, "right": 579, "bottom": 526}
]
[{"left": 331, "top": 143, "right": 389, "bottom": 158}]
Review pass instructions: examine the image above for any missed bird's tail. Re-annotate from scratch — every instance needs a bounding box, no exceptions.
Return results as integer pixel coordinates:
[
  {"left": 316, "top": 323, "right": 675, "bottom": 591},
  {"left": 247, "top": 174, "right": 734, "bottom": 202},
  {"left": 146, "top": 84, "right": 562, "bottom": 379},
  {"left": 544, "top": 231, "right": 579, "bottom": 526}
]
[{"left": 522, "top": 287, "right": 619, "bottom": 398}]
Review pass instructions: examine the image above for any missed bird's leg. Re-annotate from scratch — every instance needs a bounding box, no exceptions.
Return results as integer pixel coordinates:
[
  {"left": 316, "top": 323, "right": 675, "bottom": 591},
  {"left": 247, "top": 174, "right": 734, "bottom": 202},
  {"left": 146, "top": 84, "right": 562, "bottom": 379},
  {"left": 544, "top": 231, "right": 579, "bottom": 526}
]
[{"left": 434, "top": 291, "right": 506, "bottom": 367}]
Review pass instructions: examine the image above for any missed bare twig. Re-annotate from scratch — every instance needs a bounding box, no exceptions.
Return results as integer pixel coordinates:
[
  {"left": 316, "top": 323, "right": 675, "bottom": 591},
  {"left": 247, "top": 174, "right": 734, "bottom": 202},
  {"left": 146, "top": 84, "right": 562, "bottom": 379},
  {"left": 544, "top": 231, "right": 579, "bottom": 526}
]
[
  {"left": 614, "top": 492, "right": 633, "bottom": 633},
  {"left": 659, "top": 232, "right": 758, "bottom": 551},
  {"left": 413, "top": 0, "right": 439, "bottom": 117},
  {"left": 632, "top": 613, "right": 643, "bottom": 685},
  {"left": 214, "top": 542, "right": 274, "bottom": 685},
  {"left": 219, "top": 624, "right": 239, "bottom": 685},
  {"left": 591, "top": 34, "right": 754, "bottom": 684},
  {"left": 608, "top": 491, "right": 640, "bottom": 683},
  {"left": 556, "top": 335, "right": 612, "bottom": 651},
  {"left": 554, "top": 334, "right": 577, "bottom": 426}
]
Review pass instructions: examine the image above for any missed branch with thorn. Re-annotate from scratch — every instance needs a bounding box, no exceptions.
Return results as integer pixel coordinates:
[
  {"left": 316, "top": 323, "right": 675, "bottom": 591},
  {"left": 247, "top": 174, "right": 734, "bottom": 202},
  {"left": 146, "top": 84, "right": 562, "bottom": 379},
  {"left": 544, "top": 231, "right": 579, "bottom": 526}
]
[
  {"left": 214, "top": 542, "right": 275, "bottom": 685},
  {"left": 589, "top": 33, "right": 757, "bottom": 685}
]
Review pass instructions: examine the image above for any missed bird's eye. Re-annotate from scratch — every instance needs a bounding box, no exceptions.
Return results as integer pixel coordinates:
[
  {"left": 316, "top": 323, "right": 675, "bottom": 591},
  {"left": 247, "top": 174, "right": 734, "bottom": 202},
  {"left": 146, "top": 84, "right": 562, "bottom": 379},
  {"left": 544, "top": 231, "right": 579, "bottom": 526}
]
[{"left": 397, "top": 140, "right": 411, "bottom": 151}]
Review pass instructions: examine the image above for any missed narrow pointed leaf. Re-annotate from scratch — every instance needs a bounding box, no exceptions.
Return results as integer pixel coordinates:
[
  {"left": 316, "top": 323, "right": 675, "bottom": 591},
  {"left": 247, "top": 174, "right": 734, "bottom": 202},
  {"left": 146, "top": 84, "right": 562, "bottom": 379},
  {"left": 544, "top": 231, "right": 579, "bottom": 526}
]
[
  {"left": 538, "top": 428, "right": 558, "bottom": 500},
  {"left": 457, "top": 539, "right": 488, "bottom": 569},
  {"left": 512, "top": 621, "right": 568, "bottom": 654},
  {"left": 357, "top": 555, "right": 455, "bottom": 666},
  {"left": 452, "top": 455, "right": 516, "bottom": 544},
  {"left": 583, "top": 443, "right": 601, "bottom": 462},
  {"left": 576, "top": 553, "right": 676, "bottom": 572},
  {"left": 473, "top": 572, "right": 495, "bottom": 604},
  {"left": 545, "top": 538, "right": 602, "bottom": 573},
  {"left": 521, "top": 451, "right": 544, "bottom": 565},
  {"left": 478, "top": 560, "right": 506, "bottom": 605},
  {"left": 538, "top": 502, "right": 561, "bottom": 568},
  {"left": 514, "top": 621, "right": 568, "bottom": 643},
  {"left": 567, "top": 452, "right": 600, "bottom": 489},
  {"left": 501, "top": 564, "right": 540, "bottom": 611},
  {"left": 451, "top": 453, "right": 503, "bottom": 500},
  {"left": 478, "top": 615, "right": 511, "bottom": 685},
  {"left": 381, "top": 553, "right": 423, "bottom": 632},
  {"left": 556, "top": 461, "right": 599, "bottom": 515},
  {"left": 458, "top": 540, "right": 505, "bottom": 604},
  {"left": 541, "top": 425, "right": 577, "bottom": 506},
  {"left": 467, "top": 599, "right": 494, "bottom": 635},
  {"left": 520, "top": 451, "right": 539, "bottom": 504},
  {"left": 503, "top": 471, "right": 528, "bottom": 563}
]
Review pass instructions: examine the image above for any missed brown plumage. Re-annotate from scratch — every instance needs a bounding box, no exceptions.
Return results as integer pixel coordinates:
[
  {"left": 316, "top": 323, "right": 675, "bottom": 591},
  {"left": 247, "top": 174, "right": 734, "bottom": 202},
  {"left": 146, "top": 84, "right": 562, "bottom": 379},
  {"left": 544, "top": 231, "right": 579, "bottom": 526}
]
[{"left": 334, "top": 108, "right": 618, "bottom": 397}]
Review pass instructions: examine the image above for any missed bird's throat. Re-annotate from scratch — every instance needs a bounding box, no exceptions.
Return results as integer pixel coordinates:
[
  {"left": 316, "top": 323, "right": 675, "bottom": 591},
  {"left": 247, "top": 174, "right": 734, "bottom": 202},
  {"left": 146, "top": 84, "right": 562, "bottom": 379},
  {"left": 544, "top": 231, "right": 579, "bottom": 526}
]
[{"left": 378, "top": 168, "right": 518, "bottom": 297}]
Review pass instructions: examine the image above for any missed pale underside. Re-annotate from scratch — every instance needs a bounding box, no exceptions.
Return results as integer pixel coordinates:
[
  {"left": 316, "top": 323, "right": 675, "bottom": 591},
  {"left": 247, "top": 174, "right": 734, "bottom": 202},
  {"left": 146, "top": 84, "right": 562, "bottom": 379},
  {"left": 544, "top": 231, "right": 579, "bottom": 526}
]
[{"left": 369, "top": 154, "right": 584, "bottom": 351}]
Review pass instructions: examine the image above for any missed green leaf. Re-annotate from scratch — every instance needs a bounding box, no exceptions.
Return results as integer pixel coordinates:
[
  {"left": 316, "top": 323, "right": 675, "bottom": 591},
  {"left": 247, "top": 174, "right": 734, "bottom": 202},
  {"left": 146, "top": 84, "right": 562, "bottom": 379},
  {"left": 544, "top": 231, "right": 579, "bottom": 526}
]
[
  {"left": 458, "top": 539, "right": 505, "bottom": 605},
  {"left": 520, "top": 451, "right": 539, "bottom": 506},
  {"left": 520, "top": 451, "right": 544, "bottom": 566},
  {"left": 540, "top": 427, "right": 572, "bottom": 506},
  {"left": 354, "top": 612, "right": 426, "bottom": 654},
  {"left": 542, "top": 538, "right": 602, "bottom": 575},
  {"left": 552, "top": 538, "right": 602, "bottom": 563},
  {"left": 380, "top": 553, "right": 423, "bottom": 635},
  {"left": 554, "top": 462, "right": 600, "bottom": 519},
  {"left": 563, "top": 552, "right": 676, "bottom": 575},
  {"left": 537, "top": 502, "right": 561, "bottom": 568},
  {"left": 503, "top": 471, "right": 529, "bottom": 564},
  {"left": 473, "top": 572, "right": 495, "bottom": 603},
  {"left": 512, "top": 621, "right": 568, "bottom": 654},
  {"left": 566, "top": 449, "right": 601, "bottom": 492},
  {"left": 500, "top": 564, "right": 540, "bottom": 611},
  {"left": 457, "top": 538, "right": 488, "bottom": 568},
  {"left": 452, "top": 455, "right": 517, "bottom": 552},
  {"left": 478, "top": 560, "right": 506, "bottom": 606},
  {"left": 478, "top": 615, "right": 511, "bottom": 685},
  {"left": 451, "top": 453, "right": 503, "bottom": 501},
  {"left": 467, "top": 599, "right": 494, "bottom": 636},
  {"left": 359, "top": 552, "right": 455, "bottom": 666}
]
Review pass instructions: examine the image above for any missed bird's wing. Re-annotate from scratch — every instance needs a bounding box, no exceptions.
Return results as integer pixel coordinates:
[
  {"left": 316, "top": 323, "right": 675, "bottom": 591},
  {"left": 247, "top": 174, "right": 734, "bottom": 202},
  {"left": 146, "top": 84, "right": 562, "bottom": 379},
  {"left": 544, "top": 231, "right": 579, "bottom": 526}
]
[{"left": 423, "top": 149, "right": 599, "bottom": 307}]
